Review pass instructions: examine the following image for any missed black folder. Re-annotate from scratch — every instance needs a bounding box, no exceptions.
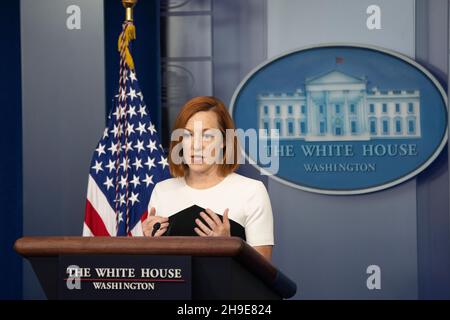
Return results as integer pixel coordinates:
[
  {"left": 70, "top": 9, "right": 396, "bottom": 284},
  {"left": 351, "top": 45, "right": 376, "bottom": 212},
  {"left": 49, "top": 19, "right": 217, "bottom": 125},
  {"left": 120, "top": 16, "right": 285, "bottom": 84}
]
[{"left": 165, "top": 204, "right": 246, "bottom": 241}]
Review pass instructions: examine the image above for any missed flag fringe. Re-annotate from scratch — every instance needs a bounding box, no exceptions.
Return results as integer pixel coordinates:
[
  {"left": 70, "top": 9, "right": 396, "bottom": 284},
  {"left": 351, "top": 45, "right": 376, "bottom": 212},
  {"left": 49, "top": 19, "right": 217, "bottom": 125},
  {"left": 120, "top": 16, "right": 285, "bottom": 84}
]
[{"left": 118, "top": 23, "right": 136, "bottom": 70}]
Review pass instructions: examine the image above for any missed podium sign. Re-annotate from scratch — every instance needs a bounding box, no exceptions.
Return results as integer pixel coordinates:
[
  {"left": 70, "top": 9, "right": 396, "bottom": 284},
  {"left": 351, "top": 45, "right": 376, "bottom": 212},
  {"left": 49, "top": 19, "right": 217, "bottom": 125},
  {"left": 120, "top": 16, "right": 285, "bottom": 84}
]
[{"left": 59, "top": 255, "right": 191, "bottom": 300}]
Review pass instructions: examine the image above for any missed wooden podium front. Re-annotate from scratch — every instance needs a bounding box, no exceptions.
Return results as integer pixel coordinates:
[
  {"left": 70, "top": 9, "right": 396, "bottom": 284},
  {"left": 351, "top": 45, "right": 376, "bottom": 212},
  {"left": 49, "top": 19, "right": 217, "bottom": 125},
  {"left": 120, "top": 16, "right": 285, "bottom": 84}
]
[{"left": 14, "top": 236, "right": 296, "bottom": 300}]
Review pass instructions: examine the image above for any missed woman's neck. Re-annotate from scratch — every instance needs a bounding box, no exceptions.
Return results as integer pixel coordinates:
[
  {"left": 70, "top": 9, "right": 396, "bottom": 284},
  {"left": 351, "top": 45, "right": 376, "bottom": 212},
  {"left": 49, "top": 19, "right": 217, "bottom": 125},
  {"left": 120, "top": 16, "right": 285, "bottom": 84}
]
[{"left": 185, "top": 167, "right": 226, "bottom": 189}]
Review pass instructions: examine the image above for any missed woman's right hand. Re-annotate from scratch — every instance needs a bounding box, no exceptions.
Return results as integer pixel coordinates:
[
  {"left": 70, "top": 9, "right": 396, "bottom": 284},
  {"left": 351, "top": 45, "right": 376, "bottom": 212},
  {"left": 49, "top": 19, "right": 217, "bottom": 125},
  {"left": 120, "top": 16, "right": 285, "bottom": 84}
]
[{"left": 142, "top": 207, "right": 169, "bottom": 237}]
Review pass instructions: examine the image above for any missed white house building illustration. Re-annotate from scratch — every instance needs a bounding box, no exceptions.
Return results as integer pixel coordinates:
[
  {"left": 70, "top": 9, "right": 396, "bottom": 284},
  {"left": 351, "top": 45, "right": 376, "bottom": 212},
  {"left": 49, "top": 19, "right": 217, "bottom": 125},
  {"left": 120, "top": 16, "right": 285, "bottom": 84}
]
[{"left": 258, "top": 70, "right": 421, "bottom": 141}]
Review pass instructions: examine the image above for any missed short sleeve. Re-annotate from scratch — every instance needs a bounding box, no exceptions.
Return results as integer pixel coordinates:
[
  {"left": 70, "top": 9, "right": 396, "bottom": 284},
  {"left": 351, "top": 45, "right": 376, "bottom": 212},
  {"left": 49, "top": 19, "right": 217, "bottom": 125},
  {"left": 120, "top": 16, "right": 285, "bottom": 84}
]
[
  {"left": 140, "top": 184, "right": 161, "bottom": 236},
  {"left": 148, "top": 183, "right": 160, "bottom": 213},
  {"left": 244, "top": 181, "right": 274, "bottom": 246}
]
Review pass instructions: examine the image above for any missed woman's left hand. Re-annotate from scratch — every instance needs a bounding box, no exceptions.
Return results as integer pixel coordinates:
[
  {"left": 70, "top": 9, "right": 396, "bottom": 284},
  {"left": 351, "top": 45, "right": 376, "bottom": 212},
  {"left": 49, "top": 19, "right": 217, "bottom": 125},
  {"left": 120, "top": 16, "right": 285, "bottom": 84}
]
[{"left": 194, "top": 208, "right": 230, "bottom": 237}]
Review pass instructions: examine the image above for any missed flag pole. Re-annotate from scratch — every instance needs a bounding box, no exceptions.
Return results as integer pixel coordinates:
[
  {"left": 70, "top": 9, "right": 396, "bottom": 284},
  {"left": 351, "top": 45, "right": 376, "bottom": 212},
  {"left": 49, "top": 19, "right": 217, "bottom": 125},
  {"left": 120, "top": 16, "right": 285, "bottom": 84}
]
[
  {"left": 122, "top": 0, "right": 138, "bottom": 22},
  {"left": 118, "top": 0, "right": 138, "bottom": 233}
]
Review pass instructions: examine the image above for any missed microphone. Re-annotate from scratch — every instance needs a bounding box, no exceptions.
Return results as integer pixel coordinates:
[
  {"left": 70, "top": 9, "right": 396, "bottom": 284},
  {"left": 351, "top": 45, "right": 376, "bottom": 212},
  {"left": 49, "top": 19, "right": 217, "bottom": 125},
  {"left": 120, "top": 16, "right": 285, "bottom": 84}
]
[{"left": 151, "top": 222, "right": 161, "bottom": 237}]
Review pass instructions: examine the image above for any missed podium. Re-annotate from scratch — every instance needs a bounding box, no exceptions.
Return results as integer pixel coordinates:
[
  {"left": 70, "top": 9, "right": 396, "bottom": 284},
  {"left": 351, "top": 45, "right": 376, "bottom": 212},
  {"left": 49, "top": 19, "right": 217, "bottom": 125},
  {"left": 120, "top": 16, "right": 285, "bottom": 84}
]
[{"left": 14, "top": 236, "right": 297, "bottom": 300}]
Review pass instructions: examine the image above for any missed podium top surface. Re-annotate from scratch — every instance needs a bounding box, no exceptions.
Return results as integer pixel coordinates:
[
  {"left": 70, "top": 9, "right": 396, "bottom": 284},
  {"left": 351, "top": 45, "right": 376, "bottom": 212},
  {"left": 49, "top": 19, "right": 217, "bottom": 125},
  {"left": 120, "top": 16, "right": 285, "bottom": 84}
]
[
  {"left": 15, "top": 236, "right": 252, "bottom": 256},
  {"left": 14, "top": 236, "right": 275, "bottom": 276}
]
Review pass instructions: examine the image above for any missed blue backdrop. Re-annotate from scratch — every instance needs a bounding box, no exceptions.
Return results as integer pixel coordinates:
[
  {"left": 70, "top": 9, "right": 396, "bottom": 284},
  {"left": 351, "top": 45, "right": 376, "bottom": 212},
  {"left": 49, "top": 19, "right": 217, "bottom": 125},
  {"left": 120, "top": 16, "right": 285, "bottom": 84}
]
[{"left": 0, "top": 0, "right": 22, "bottom": 300}]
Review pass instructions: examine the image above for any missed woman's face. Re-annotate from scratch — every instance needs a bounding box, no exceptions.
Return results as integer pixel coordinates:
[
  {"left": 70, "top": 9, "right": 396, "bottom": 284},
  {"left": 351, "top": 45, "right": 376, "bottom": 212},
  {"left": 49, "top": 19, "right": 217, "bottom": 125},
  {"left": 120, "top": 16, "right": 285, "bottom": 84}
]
[{"left": 182, "top": 111, "right": 224, "bottom": 175}]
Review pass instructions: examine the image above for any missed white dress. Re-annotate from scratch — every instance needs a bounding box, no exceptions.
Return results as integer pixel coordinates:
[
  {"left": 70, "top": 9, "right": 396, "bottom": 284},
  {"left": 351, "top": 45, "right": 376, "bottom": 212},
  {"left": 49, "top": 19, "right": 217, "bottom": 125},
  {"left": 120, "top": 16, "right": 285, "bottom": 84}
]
[{"left": 145, "top": 172, "right": 274, "bottom": 247}]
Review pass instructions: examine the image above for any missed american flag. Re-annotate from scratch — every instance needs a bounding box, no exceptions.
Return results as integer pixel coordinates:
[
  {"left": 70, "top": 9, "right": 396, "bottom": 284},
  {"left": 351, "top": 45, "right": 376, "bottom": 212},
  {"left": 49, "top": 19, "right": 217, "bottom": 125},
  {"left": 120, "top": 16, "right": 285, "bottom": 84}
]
[{"left": 83, "top": 25, "right": 170, "bottom": 236}]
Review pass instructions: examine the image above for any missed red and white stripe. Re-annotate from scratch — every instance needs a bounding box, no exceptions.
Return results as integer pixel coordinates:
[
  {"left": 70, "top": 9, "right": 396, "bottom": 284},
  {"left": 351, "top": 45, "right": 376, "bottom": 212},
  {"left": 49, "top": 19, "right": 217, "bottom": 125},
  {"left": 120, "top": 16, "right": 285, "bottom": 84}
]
[{"left": 83, "top": 175, "right": 146, "bottom": 237}]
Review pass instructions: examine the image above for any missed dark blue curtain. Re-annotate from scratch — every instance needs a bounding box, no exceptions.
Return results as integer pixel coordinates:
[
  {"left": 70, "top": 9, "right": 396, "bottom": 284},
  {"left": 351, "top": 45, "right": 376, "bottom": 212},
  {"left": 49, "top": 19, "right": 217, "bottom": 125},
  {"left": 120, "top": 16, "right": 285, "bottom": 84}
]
[
  {"left": 104, "top": 0, "right": 162, "bottom": 134},
  {"left": 0, "top": 0, "right": 23, "bottom": 300}
]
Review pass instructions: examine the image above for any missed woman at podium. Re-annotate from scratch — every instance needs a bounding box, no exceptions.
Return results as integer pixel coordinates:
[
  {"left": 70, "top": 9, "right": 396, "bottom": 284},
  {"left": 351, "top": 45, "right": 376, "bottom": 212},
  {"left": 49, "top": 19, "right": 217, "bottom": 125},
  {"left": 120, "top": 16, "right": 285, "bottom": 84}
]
[{"left": 142, "top": 96, "right": 274, "bottom": 261}]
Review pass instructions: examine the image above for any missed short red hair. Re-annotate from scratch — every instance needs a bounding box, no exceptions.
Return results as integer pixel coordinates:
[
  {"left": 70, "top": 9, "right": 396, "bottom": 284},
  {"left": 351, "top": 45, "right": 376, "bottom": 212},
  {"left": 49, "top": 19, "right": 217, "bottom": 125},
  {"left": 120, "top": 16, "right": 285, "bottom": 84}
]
[{"left": 168, "top": 96, "right": 239, "bottom": 177}]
